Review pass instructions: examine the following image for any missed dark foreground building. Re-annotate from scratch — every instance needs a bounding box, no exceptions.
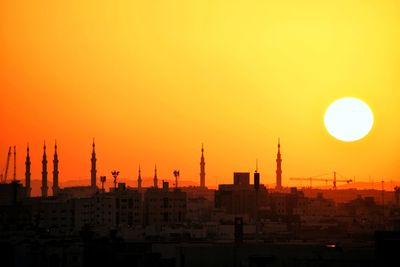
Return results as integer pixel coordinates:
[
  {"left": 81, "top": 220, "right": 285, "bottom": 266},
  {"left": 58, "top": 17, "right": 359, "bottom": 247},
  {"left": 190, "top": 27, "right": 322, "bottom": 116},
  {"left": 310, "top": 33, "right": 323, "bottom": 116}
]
[{"left": 0, "top": 236, "right": 382, "bottom": 267}]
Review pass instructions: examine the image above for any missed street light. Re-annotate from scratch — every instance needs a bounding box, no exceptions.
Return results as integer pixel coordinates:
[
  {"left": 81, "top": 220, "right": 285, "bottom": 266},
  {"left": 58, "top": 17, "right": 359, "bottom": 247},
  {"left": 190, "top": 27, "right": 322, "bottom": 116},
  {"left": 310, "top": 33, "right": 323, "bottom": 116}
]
[
  {"left": 173, "top": 170, "right": 180, "bottom": 189},
  {"left": 100, "top": 176, "right": 106, "bottom": 192},
  {"left": 111, "top": 170, "right": 119, "bottom": 192}
]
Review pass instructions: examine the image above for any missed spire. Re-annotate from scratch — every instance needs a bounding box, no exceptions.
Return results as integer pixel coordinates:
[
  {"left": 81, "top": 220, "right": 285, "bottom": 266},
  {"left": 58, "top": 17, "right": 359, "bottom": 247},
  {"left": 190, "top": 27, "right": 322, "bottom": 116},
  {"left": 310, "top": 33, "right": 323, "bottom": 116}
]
[
  {"left": 278, "top": 138, "right": 280, "bottom": 150},
  {"left": 25, "top": 143, "right": 31, "bottom": 197},
  {"left": 41, "top": 141, "right": 48, "bottom": 197},
  {"left": 52, "top": 140, "right": 59, "bottom": 196},
  {"left": 54, "top": 140, "right": 58, "bottom": 157},
  {"left": 90, "top": 138, "right": 97, "bottom": 188},
  {"left": 276, "top": 139, "right": 282, "bottom": 191},
  {"left": 153, "top": 164, "right": 158, "bottom": 188},
  {"left": 200, "top": 143, "right": 206, "bottom": 188},
  {"left": 138, "top": 165, "right": 142, "bottom": 190}
]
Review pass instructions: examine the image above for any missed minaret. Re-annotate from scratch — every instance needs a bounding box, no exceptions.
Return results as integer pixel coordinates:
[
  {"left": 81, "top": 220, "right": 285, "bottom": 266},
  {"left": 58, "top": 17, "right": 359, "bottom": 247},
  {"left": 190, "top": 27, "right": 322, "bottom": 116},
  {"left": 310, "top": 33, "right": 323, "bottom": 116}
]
[
  {"left": 153, "top": 164, "right": 158, "bottom": 188},
  {"left": 138, "top": 165, "right": 142, "bottom": 190},
  {"left": 200, "top": 143, "right": 206, "bottom": 188},
  {"left": 25, "top": 144, "right": 31, "bottom": 197},
  {"left": 41, "top": 142, "right": 48, "bottom": 197},
  {"left": 90, "top": 139, "right": 97, "bottom": 188},
  {"left": 275, "top": 139, "right": 282, "bottom": 191},
  {"left": 52, "top": 141, "right": 59, "bottom": 196}
]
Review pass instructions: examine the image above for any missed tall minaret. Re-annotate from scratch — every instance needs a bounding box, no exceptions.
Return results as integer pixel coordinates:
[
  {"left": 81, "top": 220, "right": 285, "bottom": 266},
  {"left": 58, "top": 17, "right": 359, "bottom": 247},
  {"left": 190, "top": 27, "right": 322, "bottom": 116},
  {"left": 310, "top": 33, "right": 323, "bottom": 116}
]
[
  {"left": 41, "top": 142, "right": 48, "bottom": 197},
  {"left": 200, "top": 143, "right": 206, "bottom": 188},
  {"left": 153, "top": 164, "right": 158, "bottom": 188},
  {"left": 138, "top": 165, "right": 142, "bottom": 190},
  {"left": 52, "top": 141, "right": 59, "bottom": 196},
  {"left": 90, "top": 139, "right": 97, "bottom": 188},
  {"left": 275, "top": 139, "right": 282, "bottom": 191},
  {"left": 25, "top": 144, "right": 31, "bottom": 197}
]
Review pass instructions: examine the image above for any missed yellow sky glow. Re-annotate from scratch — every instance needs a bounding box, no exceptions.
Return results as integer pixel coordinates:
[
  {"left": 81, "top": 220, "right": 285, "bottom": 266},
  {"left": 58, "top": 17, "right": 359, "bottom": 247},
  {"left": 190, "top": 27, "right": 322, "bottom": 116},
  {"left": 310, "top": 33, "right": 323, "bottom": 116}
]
[{"left": 1, "top": 1, "right": 400, "bottom": 189}]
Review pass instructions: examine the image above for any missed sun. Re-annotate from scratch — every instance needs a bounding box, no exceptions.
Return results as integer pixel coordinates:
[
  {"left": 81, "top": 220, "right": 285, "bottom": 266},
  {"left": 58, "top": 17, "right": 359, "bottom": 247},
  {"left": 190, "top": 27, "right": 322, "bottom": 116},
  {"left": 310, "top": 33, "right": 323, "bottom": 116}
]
[{"left": 324, "top": 97, "right": 374, "bottom": 142}]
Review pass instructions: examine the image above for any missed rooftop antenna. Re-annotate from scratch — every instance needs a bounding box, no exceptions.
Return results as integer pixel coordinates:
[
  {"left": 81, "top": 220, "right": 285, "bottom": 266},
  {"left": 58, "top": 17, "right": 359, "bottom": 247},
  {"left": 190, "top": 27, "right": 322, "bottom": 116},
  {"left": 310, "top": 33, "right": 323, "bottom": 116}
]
[
  {"left": 111, "top": 170, "right": 119, "bottom": 191},
  {"left": 173, "top": 170, "right": 180, "bottom": 189}
]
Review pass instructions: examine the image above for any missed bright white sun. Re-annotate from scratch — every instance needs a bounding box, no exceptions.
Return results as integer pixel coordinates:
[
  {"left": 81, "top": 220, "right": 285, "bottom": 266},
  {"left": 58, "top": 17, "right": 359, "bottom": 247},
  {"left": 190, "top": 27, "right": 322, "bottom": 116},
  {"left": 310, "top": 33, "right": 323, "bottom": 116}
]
[{"left": 324, "top": 97, "right": 374, "bottom": 142}]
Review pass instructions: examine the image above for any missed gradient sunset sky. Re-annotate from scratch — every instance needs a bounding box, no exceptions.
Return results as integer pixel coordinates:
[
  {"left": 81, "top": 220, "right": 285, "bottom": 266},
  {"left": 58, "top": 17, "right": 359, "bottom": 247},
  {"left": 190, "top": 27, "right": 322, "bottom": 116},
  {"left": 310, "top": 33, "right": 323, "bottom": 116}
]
[{"left": 1, "top": 1, "right": 399, "bottom": 188}]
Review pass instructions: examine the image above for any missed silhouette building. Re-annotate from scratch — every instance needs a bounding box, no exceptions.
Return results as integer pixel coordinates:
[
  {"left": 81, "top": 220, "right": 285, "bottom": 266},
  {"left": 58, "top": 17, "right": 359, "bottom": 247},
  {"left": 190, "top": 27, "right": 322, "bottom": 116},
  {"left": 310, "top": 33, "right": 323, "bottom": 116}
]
[
  {"left": 113, "top": 184, "right": 142, "bottom": 227},
  {"left": 41, "top": 143, "right": 48, "bottom": 197},
  {"left": 215, "top": 172, "right": 268, "bottom": 219},
  {"left": 276, "top": 139, "right": 282, "bottom": 190},
  {"left": 25, "top": 145, "right": 31, "bottom": 197},
  {"left": 52, "top": 142, "right": 60, "bottom": 196},
  {"left": 0, "top": 181, "right": 27, "bottom": 205},
  {"left": 200, "top": 144, "right": 206, "bottom": 188},
  {"left": 90, "top": 140, "right": 97, "bottom": 188},
  {"left": 144, "top": 181, "right": 187, "bottom": 226},
  {"left": 72, "top": 183, "right": 143, "bottom": 229}
]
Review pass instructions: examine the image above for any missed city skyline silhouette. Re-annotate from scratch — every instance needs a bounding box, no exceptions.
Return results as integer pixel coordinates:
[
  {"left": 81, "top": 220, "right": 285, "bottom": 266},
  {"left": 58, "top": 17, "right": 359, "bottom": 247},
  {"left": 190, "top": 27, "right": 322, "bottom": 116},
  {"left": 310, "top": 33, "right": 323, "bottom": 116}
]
[
  {"left": 1, "top": 140, "right": 398, "bottom": 194},
  {"left": 1, "top": 1, "right": 400, "bottom": 188},
  {"left": 1, "top": 1, "right": 400, "bottom": 266}
]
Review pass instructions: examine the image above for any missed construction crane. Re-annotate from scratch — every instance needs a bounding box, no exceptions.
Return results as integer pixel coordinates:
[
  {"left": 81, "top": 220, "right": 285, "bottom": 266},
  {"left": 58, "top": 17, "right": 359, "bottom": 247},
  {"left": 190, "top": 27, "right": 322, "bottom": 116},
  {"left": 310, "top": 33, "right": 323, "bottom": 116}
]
[
  {"left": 1, "top": 147, "right": 12, "bottom": 183},
  {"left": 13, "top": 146, "right": 16, "bottom": 181},
  {"left": 290, "top": 171, "right": 352, "bottom": 189}
]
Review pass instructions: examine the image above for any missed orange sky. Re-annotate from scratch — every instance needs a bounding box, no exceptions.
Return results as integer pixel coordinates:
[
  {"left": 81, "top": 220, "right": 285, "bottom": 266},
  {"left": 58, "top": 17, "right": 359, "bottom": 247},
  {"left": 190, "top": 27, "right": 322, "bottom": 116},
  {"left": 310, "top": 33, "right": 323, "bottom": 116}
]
[{"left": 1, "top": 1, "right": 400, "bottom": 189}]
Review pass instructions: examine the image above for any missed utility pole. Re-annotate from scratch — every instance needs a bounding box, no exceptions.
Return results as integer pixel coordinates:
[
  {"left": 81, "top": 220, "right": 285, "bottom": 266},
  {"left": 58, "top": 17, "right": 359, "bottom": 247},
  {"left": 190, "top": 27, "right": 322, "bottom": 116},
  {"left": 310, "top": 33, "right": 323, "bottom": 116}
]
[
  {"left": 254, "top": 160, "right": 260, "bottom": 242},
  {"left": 381, "top": 180, "right": 385, "bottom": 228}
]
